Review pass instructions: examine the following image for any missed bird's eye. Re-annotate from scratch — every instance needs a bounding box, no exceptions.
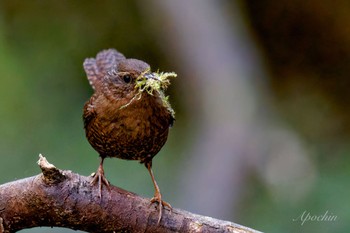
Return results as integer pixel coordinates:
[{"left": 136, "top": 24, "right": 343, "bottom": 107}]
[{"left": 123, "top": 75, "right": 132, "bottom": 83}]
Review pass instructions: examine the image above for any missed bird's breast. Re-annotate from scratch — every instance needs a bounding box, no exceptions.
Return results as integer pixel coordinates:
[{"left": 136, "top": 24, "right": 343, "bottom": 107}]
[{"left": 87, "top": 93, "right": 171, "bottom": 161}]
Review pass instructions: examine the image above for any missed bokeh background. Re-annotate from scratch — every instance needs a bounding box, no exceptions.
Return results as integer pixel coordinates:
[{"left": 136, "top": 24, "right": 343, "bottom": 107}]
[{"left": 0, "top": 1, "right": 349, "bottom": 233}]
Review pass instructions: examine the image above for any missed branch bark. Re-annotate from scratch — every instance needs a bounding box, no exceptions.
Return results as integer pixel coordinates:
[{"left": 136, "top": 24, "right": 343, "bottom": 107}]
[{"left": 0, "top": 155, "right": 261, "bottom": 233}]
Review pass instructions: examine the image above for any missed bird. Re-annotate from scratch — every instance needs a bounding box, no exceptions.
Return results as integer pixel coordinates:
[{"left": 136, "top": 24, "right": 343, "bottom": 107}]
[{"left": 82, "top": 48, "right": 175, "bottom": 223}]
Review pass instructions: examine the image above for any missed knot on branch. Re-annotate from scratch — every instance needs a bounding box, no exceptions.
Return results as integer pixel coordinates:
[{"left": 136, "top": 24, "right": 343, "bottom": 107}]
[{"left": 37, "top": 154, "right": 66, "bottom": 184}]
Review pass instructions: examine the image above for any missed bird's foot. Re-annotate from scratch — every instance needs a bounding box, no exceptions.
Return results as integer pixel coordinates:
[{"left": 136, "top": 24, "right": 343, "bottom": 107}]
[
  {"left": 91, "top": 165, "right": 110, "bottom": 198},
  {"left": 150, "top": 191, "right": 172, "bottom": 224}
]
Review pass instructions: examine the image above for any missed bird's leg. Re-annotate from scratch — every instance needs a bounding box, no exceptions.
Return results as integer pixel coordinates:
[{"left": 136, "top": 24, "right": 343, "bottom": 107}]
[
  {"left": 91, "top": 156, "right": 110, "bottom": 198},
  {"left": 145, "top": 161, "right": 172, "bottom": 224}
]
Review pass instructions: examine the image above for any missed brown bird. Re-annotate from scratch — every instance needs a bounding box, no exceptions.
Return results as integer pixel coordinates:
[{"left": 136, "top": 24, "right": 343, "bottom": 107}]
[{"left": 83, "top": 49, "right": 175, "bottom": 223}]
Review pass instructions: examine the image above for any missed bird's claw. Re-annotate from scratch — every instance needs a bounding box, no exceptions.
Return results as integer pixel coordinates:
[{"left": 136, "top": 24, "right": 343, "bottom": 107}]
[
  {"left": 150, "top": 192, "right": 172, "bottom": 224},
  {"left": 91, "top": 166, "right": 110, "bottom": 198}
]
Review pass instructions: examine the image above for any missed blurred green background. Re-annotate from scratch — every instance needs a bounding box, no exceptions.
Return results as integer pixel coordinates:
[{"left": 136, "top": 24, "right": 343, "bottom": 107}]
[{"left": 0, "top": 1, "right": 349, "bottom": 233}]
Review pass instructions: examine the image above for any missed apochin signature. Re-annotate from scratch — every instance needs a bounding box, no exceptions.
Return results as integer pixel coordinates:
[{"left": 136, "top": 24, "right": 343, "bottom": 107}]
[{"left": 293, "top": 210, "right": 337, "bottom": 225}]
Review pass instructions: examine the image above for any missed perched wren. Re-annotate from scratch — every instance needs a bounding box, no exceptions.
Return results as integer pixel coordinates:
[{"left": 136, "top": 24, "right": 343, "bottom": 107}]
[{"left": 83, "top": 49, "right": 175, "bottom": 223}]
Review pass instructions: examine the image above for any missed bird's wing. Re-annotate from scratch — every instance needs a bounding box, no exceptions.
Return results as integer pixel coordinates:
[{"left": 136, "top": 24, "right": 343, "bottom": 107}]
[
  {"left": 83, "top": 49, "right": 126, "bottom": 91},
  {"left": 83, "top": 97, "right": 97, "bottom": 129}
]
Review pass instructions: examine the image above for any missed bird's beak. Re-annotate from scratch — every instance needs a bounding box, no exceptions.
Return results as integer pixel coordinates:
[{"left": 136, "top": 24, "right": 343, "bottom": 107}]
[{"left": 144, "top": 72, "right": 160, "bottom": 81}]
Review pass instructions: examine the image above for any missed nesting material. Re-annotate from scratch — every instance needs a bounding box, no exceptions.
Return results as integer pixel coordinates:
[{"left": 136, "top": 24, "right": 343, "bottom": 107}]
[{"left": 120, "top": 69, "right": 177, "bottom": 118}]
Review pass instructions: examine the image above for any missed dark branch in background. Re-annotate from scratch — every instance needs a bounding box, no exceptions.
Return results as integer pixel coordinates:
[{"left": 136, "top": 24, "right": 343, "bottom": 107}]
[{"left": 0, "top": 155, "right": 261, "bottom": 233}]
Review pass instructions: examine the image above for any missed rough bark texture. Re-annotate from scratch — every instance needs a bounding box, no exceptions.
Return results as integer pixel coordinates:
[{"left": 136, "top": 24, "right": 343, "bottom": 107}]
[{"left": 0, "top": 155, "right": 261, "bottom": 233}]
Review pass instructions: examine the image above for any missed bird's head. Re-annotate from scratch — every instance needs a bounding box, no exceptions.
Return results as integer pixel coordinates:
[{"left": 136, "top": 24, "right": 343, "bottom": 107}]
[
  {"left": 103, "top": 59, "right": 150, "bottom": 97},
  {"left": 103, "top": 58, "right": 176, "bottom": 114}
]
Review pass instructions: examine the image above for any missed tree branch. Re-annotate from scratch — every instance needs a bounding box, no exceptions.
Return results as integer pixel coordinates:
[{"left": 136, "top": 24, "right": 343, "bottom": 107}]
[{"left": 0, "top": 155, "right": 261, "bottom": 233}]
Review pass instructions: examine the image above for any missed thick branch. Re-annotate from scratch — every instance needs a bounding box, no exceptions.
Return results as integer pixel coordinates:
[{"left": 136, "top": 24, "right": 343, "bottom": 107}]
[{"left": 0, "top": 155, "right": 261, "bottom": 233}]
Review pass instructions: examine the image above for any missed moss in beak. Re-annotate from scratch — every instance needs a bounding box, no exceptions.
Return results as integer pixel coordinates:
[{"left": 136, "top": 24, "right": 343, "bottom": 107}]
[{"left": 120, "top": 68, "right": 177, "bottom": 118}]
